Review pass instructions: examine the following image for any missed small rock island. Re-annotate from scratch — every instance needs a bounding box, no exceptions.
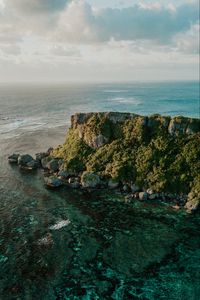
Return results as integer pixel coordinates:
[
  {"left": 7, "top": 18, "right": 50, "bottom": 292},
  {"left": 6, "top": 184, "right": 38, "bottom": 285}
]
[{"left": 8, "top": 112, "right": 200, "bottom": 213}]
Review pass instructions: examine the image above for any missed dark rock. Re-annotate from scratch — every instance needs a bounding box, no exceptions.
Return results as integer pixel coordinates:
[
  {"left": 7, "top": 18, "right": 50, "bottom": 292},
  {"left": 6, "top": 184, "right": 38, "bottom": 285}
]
[
  {"left": 44, "top": 176, "right": 63, "bottom": 188},
  {"left": 99, "top": 179, "right": 108, "bottom": 189},
  {"left": 149, "top": 193, "right": 158, "bottom": 200},
  {"left": 26, "top": 160, "right": 39, "bottom": 170},
  {"left": 81, "top": 172, "right": 101, "bottom": 188},
  {"left": 131, "top": 184, "right": 140, "bottom": 193},
  {"left": 8, "top": 153, "right": 19, "bottom": 164},
  {"left": 46, "top": 159, "right": 59, "bottom": 172},
  {"left": 18, "top": 154, "right": 34, "bottom": 166},
  {"left": 186, "top": 119, "right": 200, "bottom": 134},
  {"left": 68, "top": 177, "right": 80, "bottom": 188},
  {"left": 58, "top": 159, "right": 64, "bottom": 168},
  {"left": 58, "top": 170, "right": 70, "bottom": 179},
  {"left": 35, "top": 152, "right": 48, "bottom": 162},
  {"left": 59, "top": 164, "right": 77, "bottom": 177},
  {"left": 122, "top": 184, "right": 131, "bottom": 193},
  {"left": 41, "top": 156, "right": 52, "bottom": 169},
  {"left": 108, "top": 179, "right": 119, "bottom": 189}
]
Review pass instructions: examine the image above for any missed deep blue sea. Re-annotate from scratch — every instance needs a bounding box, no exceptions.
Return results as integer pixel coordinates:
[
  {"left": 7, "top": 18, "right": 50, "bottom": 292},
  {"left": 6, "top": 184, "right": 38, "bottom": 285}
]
[
  {"left": 0, "top": 81, "right": 199, "bottom": 139},
  {"left": 0, "top": 81, "right": 199, "bottom": 300}
]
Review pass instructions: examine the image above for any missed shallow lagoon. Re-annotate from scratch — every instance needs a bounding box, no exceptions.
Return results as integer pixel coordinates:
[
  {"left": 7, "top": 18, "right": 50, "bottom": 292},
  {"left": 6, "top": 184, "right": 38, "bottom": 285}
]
[{"left": 0, "top": 157, "right": 200, "bottom": 299}]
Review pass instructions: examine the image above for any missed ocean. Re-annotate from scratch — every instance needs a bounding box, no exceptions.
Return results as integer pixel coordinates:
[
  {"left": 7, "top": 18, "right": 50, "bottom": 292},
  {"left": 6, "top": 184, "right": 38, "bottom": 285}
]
[
  {"left": 0, "top": 81, "right": 199, "bottom": 141},
  {"left": 0, "top": 81, "right": 199, "bottom": 299}
]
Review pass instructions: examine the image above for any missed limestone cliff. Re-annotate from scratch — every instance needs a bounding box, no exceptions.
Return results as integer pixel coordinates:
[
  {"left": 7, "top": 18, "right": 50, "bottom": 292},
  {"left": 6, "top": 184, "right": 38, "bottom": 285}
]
[
  {"left": 53, "top": 112, "right": 200, "bottom": 205},
  {"left": 71, "top": 112, "right": 199, "bottom": 149}
]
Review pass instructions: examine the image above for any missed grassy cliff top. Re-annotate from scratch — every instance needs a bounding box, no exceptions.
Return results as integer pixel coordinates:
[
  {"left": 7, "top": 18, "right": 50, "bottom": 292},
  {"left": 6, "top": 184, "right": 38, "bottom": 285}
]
[{"left": 53, "top": 112, "right": 200, "bottom": 196}]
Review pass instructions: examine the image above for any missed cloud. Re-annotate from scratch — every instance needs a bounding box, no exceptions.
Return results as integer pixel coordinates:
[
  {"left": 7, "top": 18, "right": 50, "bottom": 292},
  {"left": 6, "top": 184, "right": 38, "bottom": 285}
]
[
  {"left": 50, "top": 44, "right": 81, "bottom": 57},
  {"left": 0, "top": 1, "right": 73, "bottom": 39},
  {"left": 56, "top": 0, "right": 198, "bottom": 44},
  {"left": 0, "top": 32, "right": 22, "bottom": 44},
  {"left": 0, "top": 0, "right": 198, "bottom": 82},
  {"left": 174, "top": 23, "right": 199, "bottom": 54},
  {"left": 0, "top": 43, "right": 21, "bottom": 55},
  {"left": 5, "top": 0, "right": 70, "bottom": 15},
  {"left": 0, "top": 0, "right": 5, "bottom": 11},
  {"left": 1, "top": 1, "right": 198, "bottom": 48}
]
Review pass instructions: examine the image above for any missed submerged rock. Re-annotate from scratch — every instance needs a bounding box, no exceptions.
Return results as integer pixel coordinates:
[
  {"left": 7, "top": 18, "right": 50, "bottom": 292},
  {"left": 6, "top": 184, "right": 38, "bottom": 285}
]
[
  {"left": 103, "top": 224, "right": 178, "bottom": 276},
  {"left": 37, "top": 233, "right": 53, "bottom": 246}
]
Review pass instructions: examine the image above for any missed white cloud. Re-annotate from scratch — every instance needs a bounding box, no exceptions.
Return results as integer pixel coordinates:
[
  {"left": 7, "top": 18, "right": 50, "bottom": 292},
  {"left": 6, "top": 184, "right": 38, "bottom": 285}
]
[
  {"left": 0, "top": 43, "right": 21, "bottom": 55},
  {"left": 5, "top": 0, "right": 70, "bottom": 15},
  {"left": 50, "top": 44, "right": 81, "bottom": 57},
  {"left": 56, "top": 0, "right": 198, "bottom": 44},
  {"left": 0, "top": 0, "right": 5, "bottom": 11},
  {"left": 138, "top": 2, "right": 162, "bottom": 11},
  {"left": 0, "top": 0, "right": 198, "bottom": 82},
  {"left": 174, "top": 23, "right": 199, "bottom": 54}
]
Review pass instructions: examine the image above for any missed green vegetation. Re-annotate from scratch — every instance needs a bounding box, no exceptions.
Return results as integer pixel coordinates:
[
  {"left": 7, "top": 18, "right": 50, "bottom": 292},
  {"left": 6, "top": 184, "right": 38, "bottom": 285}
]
[
  {"left": 52, "top": 128, "right": 94, "bottom": 173},
  {"left": 52, "top": 113, "right": 200, "bottom": 194}
]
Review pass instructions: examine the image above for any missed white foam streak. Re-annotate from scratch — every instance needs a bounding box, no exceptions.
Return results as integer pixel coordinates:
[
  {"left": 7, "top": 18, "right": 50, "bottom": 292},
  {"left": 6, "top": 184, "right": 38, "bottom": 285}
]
[{"left": 49, "top": 219, "right": 71, "bottom": 230}]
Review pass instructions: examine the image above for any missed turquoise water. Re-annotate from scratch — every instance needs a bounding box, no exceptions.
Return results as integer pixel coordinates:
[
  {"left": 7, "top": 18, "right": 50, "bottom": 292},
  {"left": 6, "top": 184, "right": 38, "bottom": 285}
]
[{"left": 0, "top": 81, "right": 199, "bottom": 299}]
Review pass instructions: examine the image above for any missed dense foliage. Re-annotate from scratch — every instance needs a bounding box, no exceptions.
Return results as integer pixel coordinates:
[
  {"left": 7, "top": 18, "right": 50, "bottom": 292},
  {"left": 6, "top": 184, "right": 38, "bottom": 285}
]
[{"left": 53, "top": 114, "right": 200, "bottom": 194}]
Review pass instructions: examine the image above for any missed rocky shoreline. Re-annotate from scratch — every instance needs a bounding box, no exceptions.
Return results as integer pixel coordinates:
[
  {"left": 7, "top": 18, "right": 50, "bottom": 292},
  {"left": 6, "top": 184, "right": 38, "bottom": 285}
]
[
  {"left": 8, "top": 111, "right": 200, "bottom": 213},
  {"left": 8, "top": 150, "right": 190, "bottom": 207}
]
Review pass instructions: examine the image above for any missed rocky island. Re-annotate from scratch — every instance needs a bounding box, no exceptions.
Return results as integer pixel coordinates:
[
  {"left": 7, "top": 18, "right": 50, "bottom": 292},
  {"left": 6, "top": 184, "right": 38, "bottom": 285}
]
[{"left": 8, "top": 112, "right": 200, "bottom": 212}]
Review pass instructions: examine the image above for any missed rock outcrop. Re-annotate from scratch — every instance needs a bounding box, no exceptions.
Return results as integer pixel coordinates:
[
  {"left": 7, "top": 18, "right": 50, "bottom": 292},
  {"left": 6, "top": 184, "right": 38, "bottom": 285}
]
[
  {"left": 81, "top": 172, "right": 101, "bottom": 188},
  {"left": 70, "top": 112, "right": 200, "bottom": 149},
  {"left": 9, "top": 112, "right": 200, "bottom": 211},
  {"left": 52, "top": 112, "right": 200, "bottom": 211}
]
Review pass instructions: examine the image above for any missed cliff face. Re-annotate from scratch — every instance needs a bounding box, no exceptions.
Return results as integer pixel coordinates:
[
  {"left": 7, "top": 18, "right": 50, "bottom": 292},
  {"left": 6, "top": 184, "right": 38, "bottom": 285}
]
[
  {"left": 71, "top": 112, "right": 200, "bottom": 149},
  {"left": 53, "top": 112, "right": 200, "bottom": 201}
]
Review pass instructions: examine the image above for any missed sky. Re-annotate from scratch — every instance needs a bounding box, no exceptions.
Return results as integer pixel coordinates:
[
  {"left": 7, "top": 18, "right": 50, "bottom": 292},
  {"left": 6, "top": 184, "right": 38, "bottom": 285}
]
[{"left": 0, "top": 0, "right": 199, "bottom": 82}]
